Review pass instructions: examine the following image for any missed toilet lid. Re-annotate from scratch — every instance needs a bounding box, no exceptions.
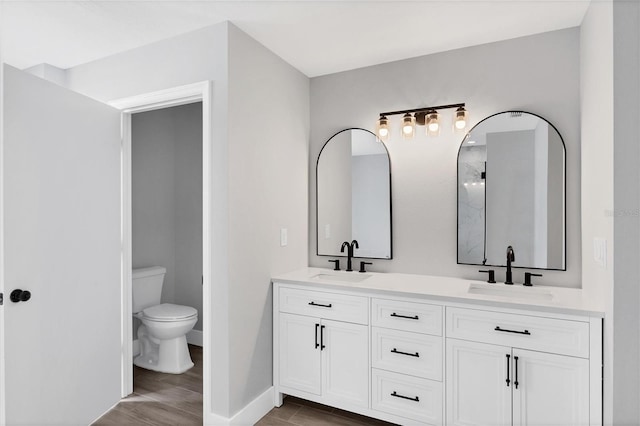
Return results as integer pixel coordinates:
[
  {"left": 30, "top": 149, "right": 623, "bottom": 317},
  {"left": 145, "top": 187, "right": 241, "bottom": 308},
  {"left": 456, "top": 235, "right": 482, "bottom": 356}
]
[{"left": 142, "top": 303, "right": 197, "bottom": 320}]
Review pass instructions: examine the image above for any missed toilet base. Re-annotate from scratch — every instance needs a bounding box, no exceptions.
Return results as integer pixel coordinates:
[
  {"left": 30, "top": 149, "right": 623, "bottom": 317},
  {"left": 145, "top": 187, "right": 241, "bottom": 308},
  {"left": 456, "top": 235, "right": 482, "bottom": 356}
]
[{"left": 135, "top": 328, "right": 194, "bottom": 374}]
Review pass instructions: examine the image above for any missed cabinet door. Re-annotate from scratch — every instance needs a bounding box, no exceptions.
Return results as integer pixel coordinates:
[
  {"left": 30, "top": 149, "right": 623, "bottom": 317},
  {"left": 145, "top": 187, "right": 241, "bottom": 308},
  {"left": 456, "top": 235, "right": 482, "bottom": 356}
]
[
  {"left": 279, "top": 313, "right": 321, "bottom": 395},
  {"left": 321, "top": 319, "right": 369, "bottom": 408},
  {"left": 512, "top": 349, "right": 589, "bottom": 426},
  {"left": 447, "top": 339, "right": 512, "bottom": 426}
]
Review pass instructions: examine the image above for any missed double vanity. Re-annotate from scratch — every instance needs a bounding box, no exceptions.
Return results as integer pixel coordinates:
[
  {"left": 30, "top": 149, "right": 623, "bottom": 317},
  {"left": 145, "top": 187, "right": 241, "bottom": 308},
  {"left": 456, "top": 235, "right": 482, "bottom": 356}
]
[
  {"left": 272, "top": 268, "right": 603, "bottom": 426},
  {"left": 292, "top": 111, "right": 599, "bottom": 424}
]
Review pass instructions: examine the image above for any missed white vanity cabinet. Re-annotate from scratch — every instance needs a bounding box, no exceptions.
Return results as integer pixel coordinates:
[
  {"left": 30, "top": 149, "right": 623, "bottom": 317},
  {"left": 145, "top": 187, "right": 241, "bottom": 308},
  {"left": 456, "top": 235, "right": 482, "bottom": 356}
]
[
  {"left": 273, "top": 273, "right": 603, "bottom": 426},
  {"left": 276, "top": 286, "right": 369, "bottom": 409},
  {"left": 370, "top": 298, "right": 444, "bottom": 425},
  {"left": 446, "top": 307, "right": 594, "bottom": 426}
]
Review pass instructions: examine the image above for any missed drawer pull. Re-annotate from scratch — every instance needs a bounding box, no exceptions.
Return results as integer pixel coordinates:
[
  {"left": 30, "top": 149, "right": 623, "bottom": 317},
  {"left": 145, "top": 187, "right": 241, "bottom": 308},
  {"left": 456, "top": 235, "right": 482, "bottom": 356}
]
[
  {"left": 391, "top": 391, "right": 419, "bottom": 402},
  {"left": 494, "top": 326, "right": 531, "bottom": 335},
  {"left": 390, "top": 312, "right": 419, "bottom": 320},
  {"left": 309, "top": 301, "right": 332, "bottom": 308},
  {"left": 390, "top": 348, "right": 420, "bottom": 358}
]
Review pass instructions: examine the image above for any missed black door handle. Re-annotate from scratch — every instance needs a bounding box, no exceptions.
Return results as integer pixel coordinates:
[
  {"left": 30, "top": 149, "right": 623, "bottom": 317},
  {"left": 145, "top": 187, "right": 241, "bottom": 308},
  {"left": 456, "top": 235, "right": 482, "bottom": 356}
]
[
  {"left": 390, "top": 312, "right": 419, "bottom": 320},
  {"left": 309, "top": 301, "right": 332, "bottom": 308},
  {"left": 320, "top": 325, "right": 326, "bottom": 350},
  {"left": 506, "top": 354, "right": 511, "bottom": 387},
  {"left": 495, "top": 326, "right": 531, "bottom": 335},
  {"left": 390, "top": 348, "right": 420, "bottom": 357},
  {"left": 10, "top": 289, "right": 31, "bottom": 303},
  {"left": 315, "top": 323, "right": 319, "bottom": 349},
  {"left": 390, "top": 391, "right": 419, "bottom": 402},
  {"left": 514, "top": 356, "right": 519, "bottom": 389}
]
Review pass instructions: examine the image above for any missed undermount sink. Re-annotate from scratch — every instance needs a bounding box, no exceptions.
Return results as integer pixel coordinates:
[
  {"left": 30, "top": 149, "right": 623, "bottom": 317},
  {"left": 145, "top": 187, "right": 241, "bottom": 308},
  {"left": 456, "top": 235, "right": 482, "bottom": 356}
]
[
  {"left": 311, "top": 273, "right": 372, "bottom": 283},
  {"left": 467, "top": 283, "right": 554, "bottom": 301}
]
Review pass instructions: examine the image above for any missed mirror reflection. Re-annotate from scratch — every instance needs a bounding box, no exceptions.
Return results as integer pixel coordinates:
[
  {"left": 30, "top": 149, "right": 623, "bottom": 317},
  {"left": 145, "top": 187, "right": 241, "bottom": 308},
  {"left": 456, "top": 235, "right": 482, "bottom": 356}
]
[
  {"left": 317, "top": 128, "right": 392, "bottom": 259},
  {"left": 457, "top": 111, "right": 565, "bottom": 270}
]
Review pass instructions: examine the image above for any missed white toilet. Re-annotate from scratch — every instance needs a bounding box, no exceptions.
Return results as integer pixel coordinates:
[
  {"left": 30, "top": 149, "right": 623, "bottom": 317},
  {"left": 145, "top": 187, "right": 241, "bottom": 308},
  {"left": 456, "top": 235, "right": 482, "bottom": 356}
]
[{"left": 132, "top": 266, "right": 198, "bottom": 374}]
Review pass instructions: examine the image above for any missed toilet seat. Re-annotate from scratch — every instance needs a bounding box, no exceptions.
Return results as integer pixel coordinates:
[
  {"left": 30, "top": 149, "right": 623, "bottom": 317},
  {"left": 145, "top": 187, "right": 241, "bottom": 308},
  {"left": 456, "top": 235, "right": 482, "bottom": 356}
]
[{"left": 141, "top": 303, "right": 197, "bottom": 322}]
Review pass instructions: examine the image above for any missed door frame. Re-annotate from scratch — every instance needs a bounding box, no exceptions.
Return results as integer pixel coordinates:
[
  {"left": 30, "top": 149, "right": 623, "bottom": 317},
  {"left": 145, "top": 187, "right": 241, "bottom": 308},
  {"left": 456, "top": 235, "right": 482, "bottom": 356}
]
[{"left": 109, "top": 81, "right": 212, "bottom": 405}]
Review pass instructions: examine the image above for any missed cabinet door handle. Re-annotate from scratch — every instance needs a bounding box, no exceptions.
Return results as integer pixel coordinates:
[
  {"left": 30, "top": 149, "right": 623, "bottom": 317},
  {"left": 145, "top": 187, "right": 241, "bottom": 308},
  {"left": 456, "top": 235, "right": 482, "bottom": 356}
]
[
  {"left": 320, "top": 325, "right": 326, "bottom": 350},
  {"left": 315, "top": 323, "right": 319, "bottom": 349},
  {"left": 390, "top": 348, "right": 420, "bottom": 358},
  {"left": 514, "top": 356, "right": 519, "bottom": 389},
  {"left": 391, "top": 391, "right": 419, "bottom": 402},
  {"left": 390, "top": 312, "right": 419, "bottom": 320},
  {"left": 506, "top": 354, "right": 511, "bottom": 387},
  {"left": 494, "top": 326, "right": 531, "bottom": 335},
  {"left": 309, "top": 301, "right": 332, "bottom": 308}
]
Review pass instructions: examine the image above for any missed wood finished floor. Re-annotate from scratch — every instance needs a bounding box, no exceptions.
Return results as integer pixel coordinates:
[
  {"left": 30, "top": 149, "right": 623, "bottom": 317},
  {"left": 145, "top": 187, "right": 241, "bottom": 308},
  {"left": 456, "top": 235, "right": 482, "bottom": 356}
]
[
  {"left": 94, "top": 345, "right": 396, "bottom": 425},
  {"left": 92, "top": 345, "right": 203, "bottom": 425},
  {"left": 257, "top": 397, "right": 397, "bottom": 426}
]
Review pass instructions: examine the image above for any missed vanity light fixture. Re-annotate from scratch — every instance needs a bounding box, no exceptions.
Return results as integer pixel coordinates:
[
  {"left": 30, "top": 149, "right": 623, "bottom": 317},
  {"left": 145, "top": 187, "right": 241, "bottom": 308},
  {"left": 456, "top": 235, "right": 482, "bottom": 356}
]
[{"left": 376, "top": 102, "right": 466, "bottom": 141}]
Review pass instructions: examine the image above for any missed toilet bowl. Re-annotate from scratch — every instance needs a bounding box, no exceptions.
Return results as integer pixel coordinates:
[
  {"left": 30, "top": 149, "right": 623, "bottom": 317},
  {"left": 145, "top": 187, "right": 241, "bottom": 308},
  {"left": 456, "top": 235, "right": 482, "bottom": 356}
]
[
  {"left": 132, "top": 267, "right": 198, "bottom": 374},
  {"left": 134, "top": 303, "right": 198, "bottom": 373}
]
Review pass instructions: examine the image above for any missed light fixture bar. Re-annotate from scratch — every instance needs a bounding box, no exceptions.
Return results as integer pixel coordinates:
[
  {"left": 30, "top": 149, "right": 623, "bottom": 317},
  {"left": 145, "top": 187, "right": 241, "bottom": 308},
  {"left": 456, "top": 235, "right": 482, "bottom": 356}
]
[{"left": 379, "top": 102, "right": 465, "bottom": 118}]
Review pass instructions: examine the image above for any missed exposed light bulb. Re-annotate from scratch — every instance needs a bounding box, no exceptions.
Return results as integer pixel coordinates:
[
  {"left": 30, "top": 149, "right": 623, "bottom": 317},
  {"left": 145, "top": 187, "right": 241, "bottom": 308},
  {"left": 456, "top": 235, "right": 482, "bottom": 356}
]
[
  {"left": 376, "top": 115, "right": 390, "bottom": 142},
  {"left": 401, "top": 113, "right": 415, "bottom": 139},
  {"left": 454, "top": 107, "right": 468, "bottom": 131},
  {"left": 426, "top": 110, "right": 440, "bottom": 137}
]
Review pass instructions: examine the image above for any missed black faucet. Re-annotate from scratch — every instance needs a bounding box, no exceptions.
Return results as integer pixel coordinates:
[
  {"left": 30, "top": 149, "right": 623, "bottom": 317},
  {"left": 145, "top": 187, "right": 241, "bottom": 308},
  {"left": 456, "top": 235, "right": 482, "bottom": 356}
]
[
  {"left": 340, "top": 240, "right": 359, "bottom": 272},
  {"left": 505, "top": 246, "right": 515, "bottom": 285}
]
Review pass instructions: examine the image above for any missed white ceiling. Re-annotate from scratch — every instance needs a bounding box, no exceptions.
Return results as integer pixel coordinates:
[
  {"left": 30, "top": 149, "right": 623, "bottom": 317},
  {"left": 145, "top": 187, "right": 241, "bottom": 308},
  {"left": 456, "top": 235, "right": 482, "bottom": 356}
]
[{"left": 0, "top": 0, "right": 590, "bottom": 78}]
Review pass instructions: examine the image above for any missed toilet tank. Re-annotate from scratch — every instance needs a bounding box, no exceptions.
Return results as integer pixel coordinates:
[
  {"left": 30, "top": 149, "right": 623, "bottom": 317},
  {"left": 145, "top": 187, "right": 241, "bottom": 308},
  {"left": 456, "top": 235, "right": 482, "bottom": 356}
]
[{"left": 132, "top": 266, "right": 166, "bottom": 313}]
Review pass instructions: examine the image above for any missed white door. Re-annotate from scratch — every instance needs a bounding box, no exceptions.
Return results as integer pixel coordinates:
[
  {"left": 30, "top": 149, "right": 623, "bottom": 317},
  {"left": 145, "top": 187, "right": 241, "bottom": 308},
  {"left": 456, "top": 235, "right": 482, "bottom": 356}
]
[
  {"left": 1, "top": 65, "right": 122, "bottom": 425},
  {"left": 446, "top": 339, "right": 512, "bottom": 426},
  {"left": 512, "top": 349, "right": 589, "bottom": 426},
  {"left": 321, "top": 319, "right": 368, "bottom": 408},
  {"left": 279, "top": 313, "right": 321, "bottom": 395}
]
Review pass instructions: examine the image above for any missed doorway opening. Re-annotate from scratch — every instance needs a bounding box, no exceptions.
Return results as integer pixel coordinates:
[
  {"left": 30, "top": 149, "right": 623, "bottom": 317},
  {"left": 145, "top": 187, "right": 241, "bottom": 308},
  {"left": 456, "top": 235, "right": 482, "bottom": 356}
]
[{"left": 109, "top": 82, "right": 212, "bottom": 421}]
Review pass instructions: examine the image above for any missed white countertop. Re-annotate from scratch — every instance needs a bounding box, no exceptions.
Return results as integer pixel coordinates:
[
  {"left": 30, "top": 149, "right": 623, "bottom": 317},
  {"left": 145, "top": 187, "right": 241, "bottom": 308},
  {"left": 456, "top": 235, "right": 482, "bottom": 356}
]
[{"left": 272, "top": 267, "right": 605, "bottom": 318}]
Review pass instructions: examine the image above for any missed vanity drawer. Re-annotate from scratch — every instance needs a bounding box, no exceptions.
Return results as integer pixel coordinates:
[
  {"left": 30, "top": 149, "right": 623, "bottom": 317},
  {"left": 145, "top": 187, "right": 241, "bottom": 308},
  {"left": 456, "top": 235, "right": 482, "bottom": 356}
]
[
  {"left": 446, "top": 307, "right": 590, "bottom": 358},
  {"left": 372, "top": 298, "right": 442, "bottom": 335},
  {"left": 372, "top": 368, "right": 443, "bottom": 425},
  {"left": 279, "top": 287, "right": 368, "bottom": 325},
  {"left": 372, "top": 327, "right": 442, "bottom": 381}
]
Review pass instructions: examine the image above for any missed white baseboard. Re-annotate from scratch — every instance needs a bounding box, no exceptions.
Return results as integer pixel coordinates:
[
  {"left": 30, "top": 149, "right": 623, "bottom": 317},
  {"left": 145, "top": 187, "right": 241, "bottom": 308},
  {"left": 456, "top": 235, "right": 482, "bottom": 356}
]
[
  {"left": 187, "top": 329, "right": 203, "bottom": 347},
  {"left": 205, "top": 387, "right": 274, "bottom": 426}
]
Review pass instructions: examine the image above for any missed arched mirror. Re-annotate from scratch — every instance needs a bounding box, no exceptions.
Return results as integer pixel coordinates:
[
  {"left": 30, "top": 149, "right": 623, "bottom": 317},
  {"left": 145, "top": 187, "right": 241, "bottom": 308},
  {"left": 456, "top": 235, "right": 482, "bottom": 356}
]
[
  {"left": 317, "top": 128, "right": 392, "bottom": 259},
  {"left": 457, "top": 111, "right": 566, "bottom": 270}
]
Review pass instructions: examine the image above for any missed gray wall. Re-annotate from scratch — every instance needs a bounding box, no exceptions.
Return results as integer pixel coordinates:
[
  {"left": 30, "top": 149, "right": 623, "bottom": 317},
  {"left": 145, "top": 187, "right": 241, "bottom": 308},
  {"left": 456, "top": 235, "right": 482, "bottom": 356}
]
[
  {"left": 310, "top": 28, "right": 581, "bottom": 287},
  {"left": 132, "top": 102, "right": 203, "bottom": 331},
  {"left": 66, "top": 22, "right": 310, "bottom": 419},
  {"left": 580, "top": 0, "right": 640, "bottom": 424},
  {"left": 226, "top": 24, "right": 309, "bottom": 415}
]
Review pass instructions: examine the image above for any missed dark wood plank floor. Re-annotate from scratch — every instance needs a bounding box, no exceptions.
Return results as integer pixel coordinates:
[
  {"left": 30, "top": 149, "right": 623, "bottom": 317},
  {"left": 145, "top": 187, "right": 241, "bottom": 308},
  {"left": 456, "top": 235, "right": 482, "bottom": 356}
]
[
  {"left": 94, "top": 345, "right": 395, "bottom": 425},
  {"left": 93, "top": 345, "right": 203, "bottom": 425}
]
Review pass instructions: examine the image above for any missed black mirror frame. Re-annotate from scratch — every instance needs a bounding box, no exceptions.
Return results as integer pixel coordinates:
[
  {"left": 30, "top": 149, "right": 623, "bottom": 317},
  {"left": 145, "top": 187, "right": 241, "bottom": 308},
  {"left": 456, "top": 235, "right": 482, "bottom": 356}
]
[
  {"left": 316, "top": 127, "right": 393, "bottom": 260},
  {"left": 456, "top": 111, "right": 567, "bottom": 271}
]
